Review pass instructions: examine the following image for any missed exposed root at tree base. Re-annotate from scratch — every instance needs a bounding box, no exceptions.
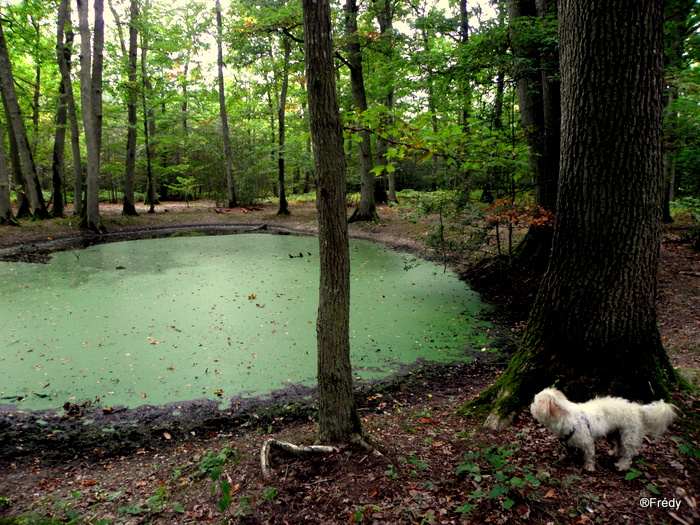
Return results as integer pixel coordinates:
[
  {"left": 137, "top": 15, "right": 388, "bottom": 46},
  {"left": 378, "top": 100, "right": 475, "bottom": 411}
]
[{"left": 260, "top": 439, "right": 338, "bottom": 479}]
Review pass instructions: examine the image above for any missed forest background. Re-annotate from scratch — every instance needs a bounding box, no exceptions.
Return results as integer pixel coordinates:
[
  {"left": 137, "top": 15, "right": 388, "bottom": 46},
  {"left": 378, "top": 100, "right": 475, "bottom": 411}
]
[{"left": 0, "top": 0, "right": 697, "bottom": 231}]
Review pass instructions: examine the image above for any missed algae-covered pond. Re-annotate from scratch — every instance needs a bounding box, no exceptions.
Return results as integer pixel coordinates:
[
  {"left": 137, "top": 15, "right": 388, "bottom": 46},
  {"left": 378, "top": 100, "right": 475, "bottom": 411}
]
[{"left": 0, "top": 234, "right": 491, "bottom": 411}]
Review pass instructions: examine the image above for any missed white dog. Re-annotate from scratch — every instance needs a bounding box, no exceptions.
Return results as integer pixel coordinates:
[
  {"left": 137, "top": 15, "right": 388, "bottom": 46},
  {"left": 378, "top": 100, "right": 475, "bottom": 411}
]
[{"left": 530, "top": 387, "right": 676, "bottom": 472}]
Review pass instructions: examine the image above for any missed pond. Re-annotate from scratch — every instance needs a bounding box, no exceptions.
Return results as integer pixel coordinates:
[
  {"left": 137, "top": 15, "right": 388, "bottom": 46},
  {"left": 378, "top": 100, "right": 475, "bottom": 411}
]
[{"left": 0, "top": 233, "right": 492, "bottom": 411}]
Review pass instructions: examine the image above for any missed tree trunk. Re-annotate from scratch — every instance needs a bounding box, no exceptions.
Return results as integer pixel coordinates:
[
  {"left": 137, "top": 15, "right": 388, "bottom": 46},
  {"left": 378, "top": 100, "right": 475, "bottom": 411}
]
[
  {"left": 123, "top": 0, "right": 139, "bottom": 216},
  {"left": 216, "top": 0, "right": 237, "bottom": 208},
  {"left": 0, "top": 23, "right": 49, "bottom": 219},
  {"left": 2, "top": 103, "right": 29, "bottom": 217},
  {"left": 372, "top": 0, "right": 394, "bottom": 204},
  {"left": 51, "top": 75, "right": 67, "bottom": 217},
  {"left": 661, "top": 0, "right": 696, "bottom": 223},
  {"left": 302, "top": 0, "right": 366, "bottom": 446},
  {"left": 56, "top": 0, "right": 83, "bottom": 217},
  {"left": 507, "top": 0, "right": 560, "bottom": 274},
  {"left": 277, "top": 33, "right": 291, "bottom": 216},
  {"left": 467, "top": 0, "right": 680, "bottom": 428},
  {"left": 0, "top": 118, "right": 18, "bottom": 225},
  {"left": 76, "top": 0, "right": 105, "bottom": 232},
  {"left": 345, "top": 0, "right": 377, "bottom": 223}
]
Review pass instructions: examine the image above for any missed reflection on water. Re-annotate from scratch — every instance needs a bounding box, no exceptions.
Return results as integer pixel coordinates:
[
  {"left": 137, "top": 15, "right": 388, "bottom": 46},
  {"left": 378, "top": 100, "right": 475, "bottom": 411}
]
[{"left": 0, "top": 234, "right": 491, "bottom": 410}]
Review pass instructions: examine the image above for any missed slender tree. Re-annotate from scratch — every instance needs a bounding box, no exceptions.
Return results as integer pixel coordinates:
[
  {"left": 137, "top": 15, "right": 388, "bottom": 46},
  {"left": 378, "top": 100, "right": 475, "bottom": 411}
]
[
  {"left": 507, "top": 0, "right": 560, "bottom": 270},
  {"left": 76, "top": 0, "right": 106, "bottom": 232},
  {"left": 302, "top": 0, "right": 368, "bottom": 447},
  {"left": 276, "top": 31, "right": 291, "bottom": 216},
  {"left": 216, "top": 0, "right": 237, "bottom": 208},
  {"left": 345, "top": 0, "right": 377, "bottom": 222},
  {"left": 466, "top": 0, "right": 681, "bottom": 427},
  {"left": 0, "top": 118, "right": 18, "bottom": 225},
  {"left": 371, "top": 0, "right": 394, "bottom": 203},
  {"left": 109, "top": 0, "right": 140, "bottom": 216},
  {"left": 50, "top": 69, "right": 67, "bottom": 217},
  {"left": 0, "top": 21, "right": 49, "bottom": 219},
  {"left": 56, "top": 0, "right": 83, "bottom": 217}
]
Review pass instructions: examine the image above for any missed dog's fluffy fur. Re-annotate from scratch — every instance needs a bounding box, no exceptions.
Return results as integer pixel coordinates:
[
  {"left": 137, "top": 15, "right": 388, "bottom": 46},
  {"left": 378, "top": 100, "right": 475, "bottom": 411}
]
[{"left": 530, "top": 388, "right": 676, "bottom": 471}]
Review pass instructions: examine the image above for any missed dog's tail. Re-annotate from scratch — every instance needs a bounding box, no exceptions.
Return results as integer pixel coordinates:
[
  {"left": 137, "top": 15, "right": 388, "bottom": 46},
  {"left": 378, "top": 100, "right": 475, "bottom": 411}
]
[{"left": 642, "top": 401, "right": 677, "bottom": 438}]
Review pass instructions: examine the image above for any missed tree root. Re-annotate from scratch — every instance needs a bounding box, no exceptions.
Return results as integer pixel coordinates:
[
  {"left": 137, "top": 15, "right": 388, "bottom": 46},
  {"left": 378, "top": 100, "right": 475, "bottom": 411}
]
[{"left": 260, "top": 439, "right": 339, "bottom": 479}]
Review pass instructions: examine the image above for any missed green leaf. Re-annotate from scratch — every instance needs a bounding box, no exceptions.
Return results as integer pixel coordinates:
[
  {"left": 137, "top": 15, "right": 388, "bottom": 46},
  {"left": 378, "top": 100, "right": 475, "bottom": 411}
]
[{"left": 502, "top": 498, "right": 515, "bottom": 509}]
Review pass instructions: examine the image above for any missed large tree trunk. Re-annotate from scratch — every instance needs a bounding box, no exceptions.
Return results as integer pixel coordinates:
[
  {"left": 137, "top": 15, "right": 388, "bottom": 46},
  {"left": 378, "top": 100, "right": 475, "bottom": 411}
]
[
  {"left": 467, "top": 0, "right": 680, "bottom": 428},
  {"left": 216, "top": 0, "right": 237, "bottom": 208},
  {"left": 302, "top": 0, "right": 366, "bottom": 446},
  {"left": 345, "top": 0, "right": 377, "bottom": 223},
  {"left": 0, "top": 23, "right": 49, "bottom": 219}
]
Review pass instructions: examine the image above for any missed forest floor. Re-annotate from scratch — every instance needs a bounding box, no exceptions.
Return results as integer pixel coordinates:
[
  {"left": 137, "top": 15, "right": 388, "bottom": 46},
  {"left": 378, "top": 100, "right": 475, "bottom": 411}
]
[{"left": 0, "top": 199, "right": 698, "bottom": 525}]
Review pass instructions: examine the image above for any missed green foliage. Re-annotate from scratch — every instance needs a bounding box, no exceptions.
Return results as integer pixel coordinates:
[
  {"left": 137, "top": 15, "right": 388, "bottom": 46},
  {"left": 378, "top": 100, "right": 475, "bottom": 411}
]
[
  {"left": 398, "top": 451, "right": 429, "bottom": 477},
  {"left": 196, "top": 445, "right": 239, "bottom": 513},
  {"left": 165, "top": 176, "right": 198, "bottom": 204},
  {"left": 117, "top": 484, "right": 183, "bottom": 517},
  {"left": 454, "top": 443, "right": 540, "bottom": 515},
  {"left": 398, "top": 190, "right": 489, "bottom": 270}
]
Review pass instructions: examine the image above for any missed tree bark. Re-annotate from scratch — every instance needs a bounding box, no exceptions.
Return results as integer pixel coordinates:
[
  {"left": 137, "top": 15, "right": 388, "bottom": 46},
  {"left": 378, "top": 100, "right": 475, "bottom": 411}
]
[
  {"left": 345, "top": 0, "right": 377, "bottom": 223},
  {"left": 467, "top": 0, "right": 680, "bottom": 427},
  {"left": 2, "top": 101, "right": 29, "bottom": 217},
  {"left": 0, "top": 118, "right": 18, "bottom": 225},
  {"left": 0, "top": 23, "right": 49, "bottom": 219},
  {"left": 507, "top": 0, "right": 560, "bottom": 274},
  {"left": 277, "top": 33, "right": 291, "bottom": 216},
  {"left": 302, "top": 0, "right": 366, "bottom": 446},
  {"left": 661, "top": 0, "right": 696, "bottom": 223},
  {"left": 76, "top": 0, "right": 106, "bottom": 232},
  {"left": 124, "top": 0, "right": 139, "bottom": 215},
  {"left": 51, "top": 74, "right": 67, "bottom": 217},
  {"left": 56, "top": 0, "right": 83, "bottom": 217},
  {"left": 372, "top": 0, "right": 393, "bottom": 204},
  {"left": 216, "top": 0, "right": 237, "bottom": 208}
]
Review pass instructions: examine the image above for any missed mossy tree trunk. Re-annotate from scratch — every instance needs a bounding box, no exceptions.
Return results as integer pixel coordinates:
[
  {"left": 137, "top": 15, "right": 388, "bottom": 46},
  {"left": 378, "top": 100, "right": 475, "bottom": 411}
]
[
  {"left": 466, "top": 0, "right": 681, "bottom": 428},
  {"left": 302, "top": 0, "right": 366, "bottom": 445}
]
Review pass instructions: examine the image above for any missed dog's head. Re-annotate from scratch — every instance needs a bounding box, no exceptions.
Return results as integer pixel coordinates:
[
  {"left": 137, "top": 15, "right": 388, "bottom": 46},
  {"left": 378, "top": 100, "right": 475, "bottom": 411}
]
[{"left": 530, "top": 388, "right": 569, "bottom": 423}]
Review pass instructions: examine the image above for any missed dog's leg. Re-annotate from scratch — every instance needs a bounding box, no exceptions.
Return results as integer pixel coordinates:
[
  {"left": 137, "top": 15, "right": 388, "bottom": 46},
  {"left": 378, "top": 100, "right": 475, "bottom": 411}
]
[
  {"left": 581, "top": 441, "right": 596, "bottom": 471},
  {"left": 608, "top": 432, "right": 620, "bottom": 458},
  {"left": 615, "top": 428, "right": 643, "bottom": 471}
]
